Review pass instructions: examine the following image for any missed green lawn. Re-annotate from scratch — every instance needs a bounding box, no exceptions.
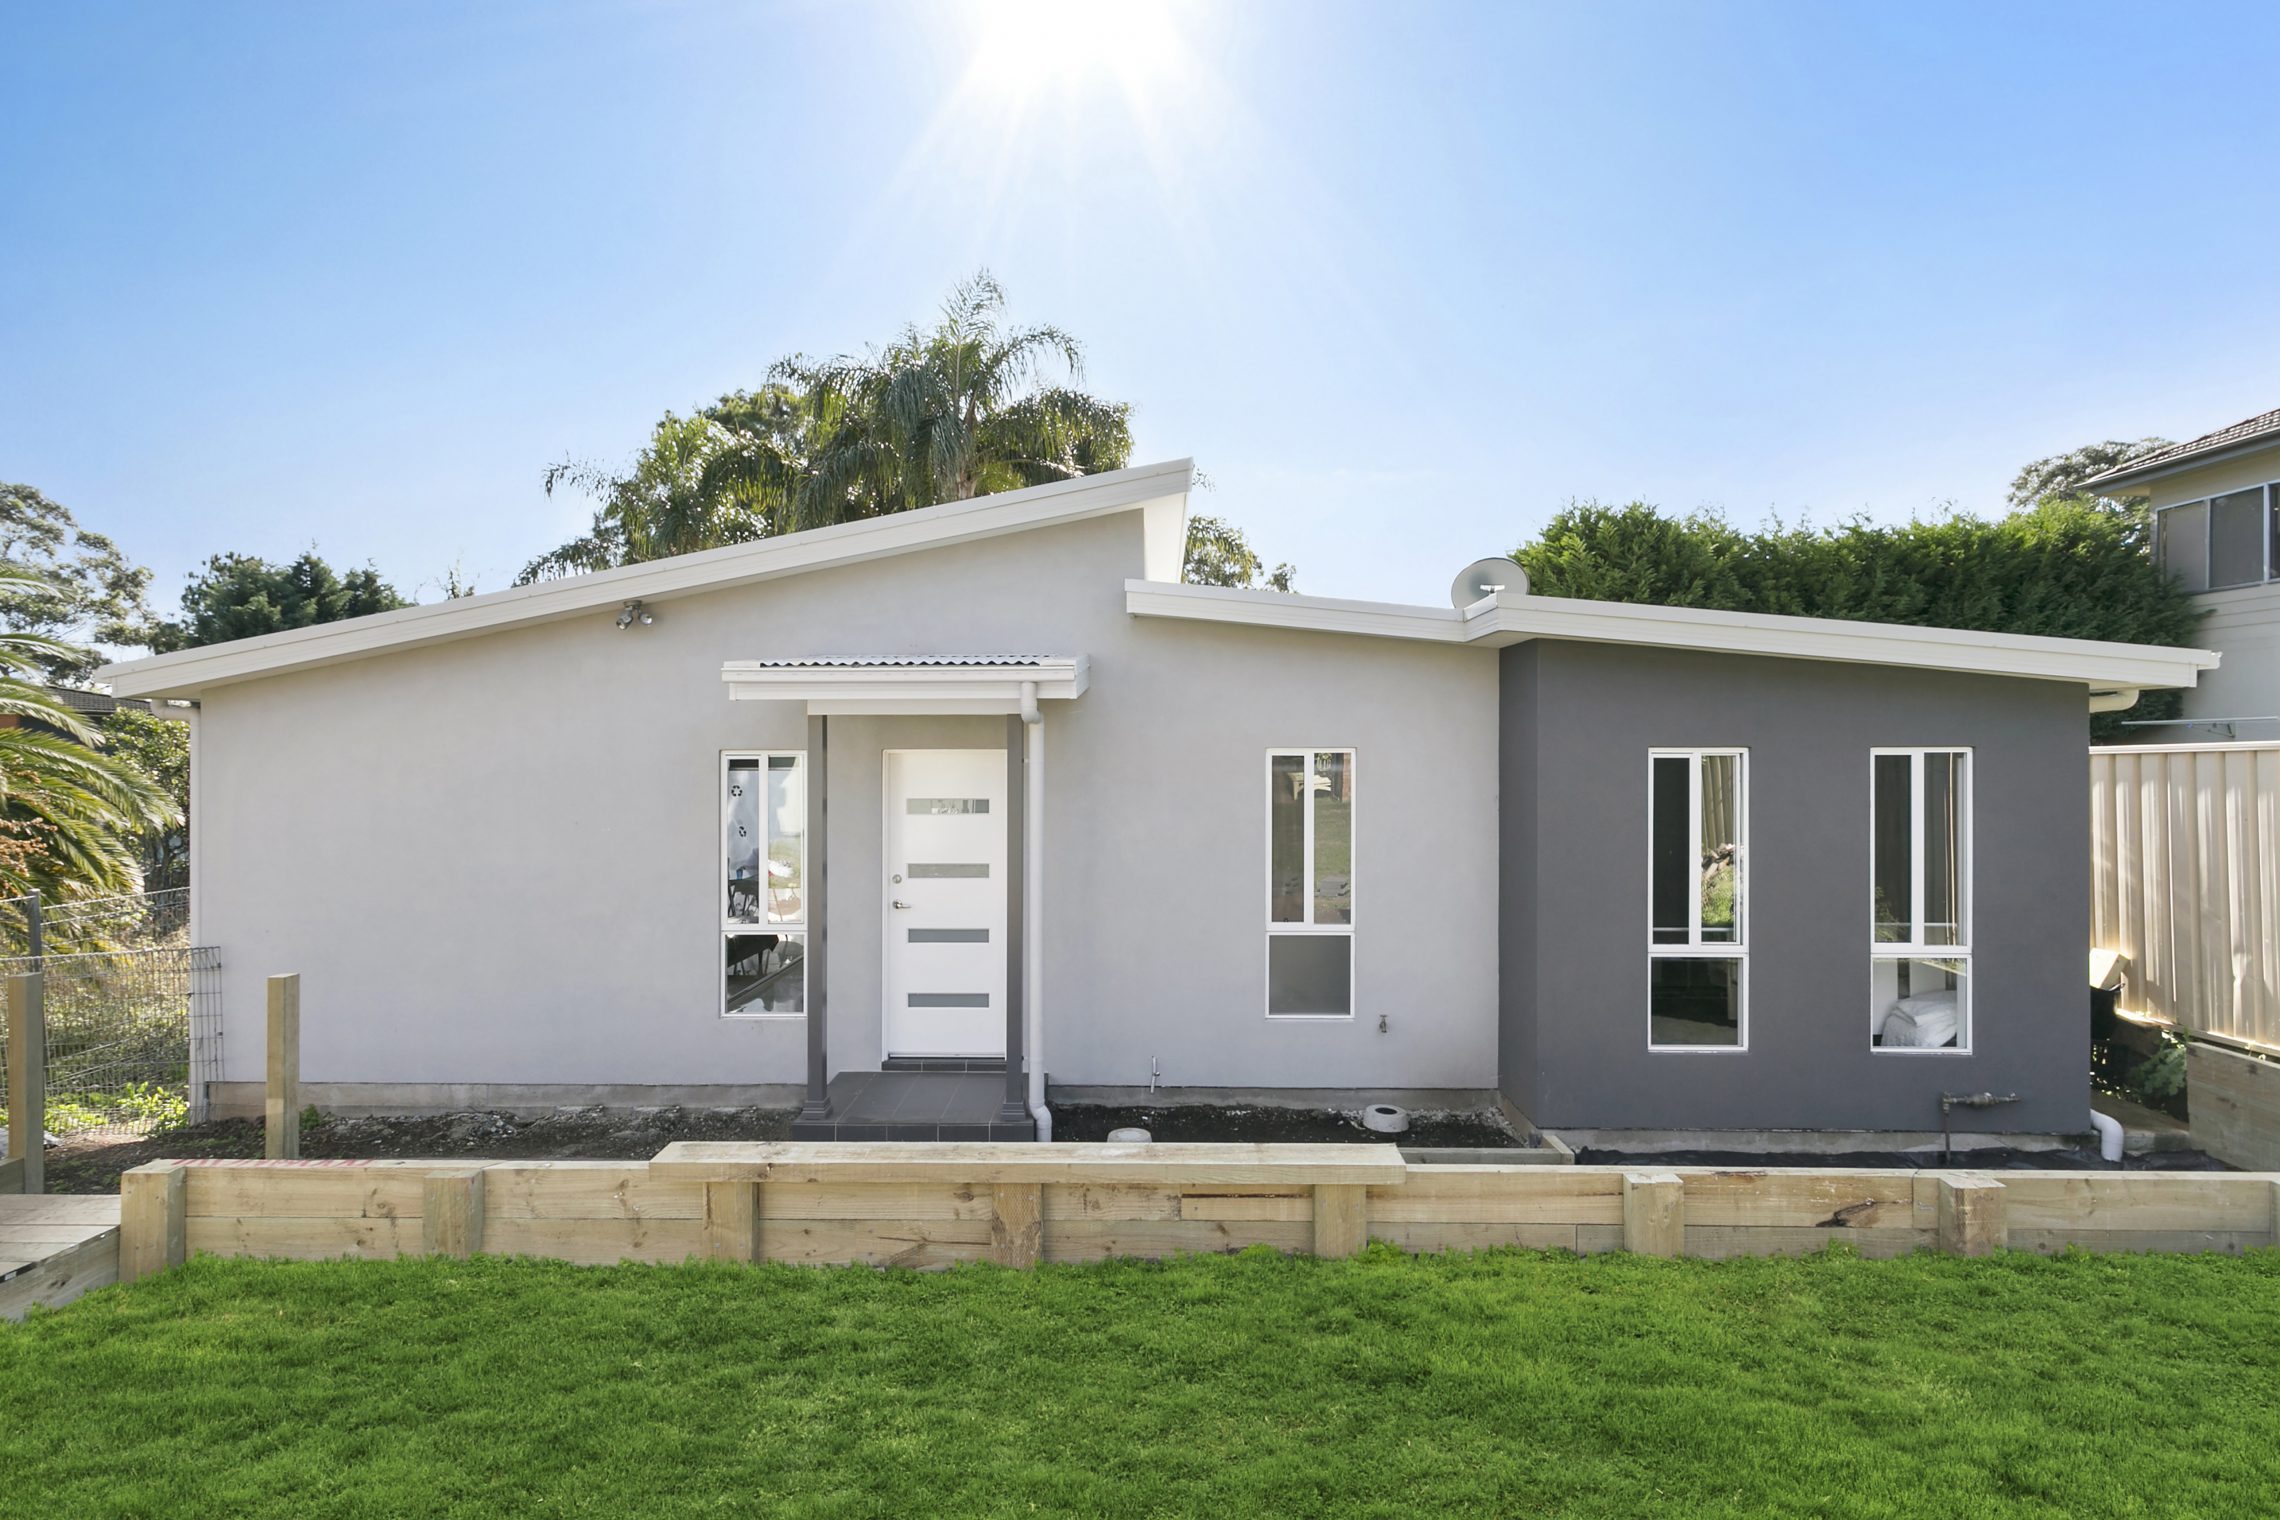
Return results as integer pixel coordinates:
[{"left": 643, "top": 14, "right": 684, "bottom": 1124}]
[{"left": 4, "top": 1245, "right": 2278, "bottom": 1517}]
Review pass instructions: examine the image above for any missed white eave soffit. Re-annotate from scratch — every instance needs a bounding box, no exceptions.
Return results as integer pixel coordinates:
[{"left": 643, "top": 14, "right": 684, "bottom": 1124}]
[
  {"left": 721, "top": 657, "right": 1090, "bottom": 716},
  {"left": 1122, "top": 580, "right": 2220, "bottom": 693}
]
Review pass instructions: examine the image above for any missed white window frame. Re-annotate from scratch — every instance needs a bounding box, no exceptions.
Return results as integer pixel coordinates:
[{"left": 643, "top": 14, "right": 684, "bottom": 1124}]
[
  {"left": 1869, "top": 746, "right": 1972, "bottom": 1056},
  {"left": 2155, "top": 481, "right": 2280, "bottom": 591},
  {"left": 1646, "top": 748, "right": 1748, "bottom": 1053},
  {"left": 721, "top": 749, "right": 807, "bottom": 1020},
  {"left": 1264, "top": 747, "right": 1356, "bottom": 1021}
]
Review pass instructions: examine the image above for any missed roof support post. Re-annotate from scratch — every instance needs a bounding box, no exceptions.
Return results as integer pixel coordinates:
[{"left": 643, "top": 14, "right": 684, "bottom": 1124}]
[
  {"left": 999, "top": 713, "right": 1030, "bottom": 1127},
  {"left": 799, "top": 713, "right": 831, "bottom": 1123}
]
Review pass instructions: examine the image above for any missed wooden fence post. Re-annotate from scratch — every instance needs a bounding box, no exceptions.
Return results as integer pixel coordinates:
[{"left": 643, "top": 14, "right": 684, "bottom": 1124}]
[
  {"left": 1312, "top": 1183, "right": 1368, "bottom": 1258},
  {"left": 702, "top": 1179, "right": 762, "bottom": 1263},
  {"left": 266, "top": 973, "right": 300, "bottom": 1160},
  {"left": 1936, "top": 1174, "right": 2007, "bottom": 1256},
  {"left": 989, "top": 1183, "right": 1042, "bottom": 1267},
  {"left": 5, "top": 972, "right": 44, "bottom": 1196},
  {"left": 1622, "top": 1172, "right": 1685, "bottom": 1257},
  {"left": 120, "top": 1162, "right": 187, "bottom": 1283},
  {"left": 422, "top": 1168, "right": 487, "bottom": 1257}
]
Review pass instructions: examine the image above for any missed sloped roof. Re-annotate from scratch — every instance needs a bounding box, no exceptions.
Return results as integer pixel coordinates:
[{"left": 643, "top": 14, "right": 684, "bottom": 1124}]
[
  {"left": 94, "top": 449, "right": 2215, "bottom": 704},
  {"left": 97, "top": 460, "right": 1193, "bottom": 700},
  {"left": 2082, "top": 407, "right": 2280, "bottom": 492},
  {"left": 1123, "top": 580, "right": 2217, "bottom": 695}
]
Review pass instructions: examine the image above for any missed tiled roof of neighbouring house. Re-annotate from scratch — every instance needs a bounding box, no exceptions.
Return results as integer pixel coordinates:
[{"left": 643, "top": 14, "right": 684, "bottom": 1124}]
[
  {"left": 46, "top": 687, "right": 151, "bottom": 716},
  {"left": 2085, "top": 406, "right": 2280, "bottom": 489}
]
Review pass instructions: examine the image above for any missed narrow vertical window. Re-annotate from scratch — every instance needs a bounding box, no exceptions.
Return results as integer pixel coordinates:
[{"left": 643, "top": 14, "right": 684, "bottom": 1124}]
[
  {"left": 1647, "top": 750, "right": 1747, "bottom": 1049},
  {"left": 2155, "top": 501, "right": 2210, "bottom": 592},
  {"left": 723, "top": 752, "right": 806, "bottom": 1016},
  {"left": 2267, "top": 483, "right": 2280, "bottom": 581},
  {"left": 1871, "top": 748, "right": 1971, "bottom": 1051},
  {"left": 1266, "top": 749, "right": 1355, "bottom": 1016},
  {"left": 2209, "top": 489, "right": 2265, "bottom": 589}
]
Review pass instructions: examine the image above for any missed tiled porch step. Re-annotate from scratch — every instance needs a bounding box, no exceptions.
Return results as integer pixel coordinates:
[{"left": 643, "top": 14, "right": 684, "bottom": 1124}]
[
  {"left": 880, "top": 1057, "right": 1009, "bottom": 1073},
  {"left": 795, "top": 1069, "right": 1031, "bottom": 1142}
]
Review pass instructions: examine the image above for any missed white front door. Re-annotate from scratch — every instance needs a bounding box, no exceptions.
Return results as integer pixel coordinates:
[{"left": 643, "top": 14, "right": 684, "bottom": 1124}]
[{"left": 882, "top": 749, "right": 1008, "bottom": 1058}]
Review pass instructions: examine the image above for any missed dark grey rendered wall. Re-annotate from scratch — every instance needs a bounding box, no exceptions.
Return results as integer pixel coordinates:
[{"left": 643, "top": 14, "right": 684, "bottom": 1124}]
[{"left": 1500, "top": 640, "right": 2088, "bottom": 1133}]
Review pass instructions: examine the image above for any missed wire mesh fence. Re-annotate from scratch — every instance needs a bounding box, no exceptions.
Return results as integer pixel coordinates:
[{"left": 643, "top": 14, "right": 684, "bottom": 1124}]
[
  {"left": 0, "top": 891, "right": 220, "bottom": 1148},
  {"left": 0, "top": 886, "right": 189, "bottom": 957}
]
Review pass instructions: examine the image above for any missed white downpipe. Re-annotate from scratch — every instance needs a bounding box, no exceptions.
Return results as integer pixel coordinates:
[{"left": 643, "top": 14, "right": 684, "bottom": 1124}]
[
  {"left": 2089, "top": 1107, "right": 2125, "bottom": 1164},
  {"left": 1020, "top": 682, "right": 1051, "bottom": 1139}
]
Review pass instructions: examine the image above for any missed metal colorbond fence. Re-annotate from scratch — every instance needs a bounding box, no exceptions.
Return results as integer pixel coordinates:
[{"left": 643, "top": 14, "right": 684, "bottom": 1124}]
[{"left": 2091, "top": 742, "right": 2280, "bottom": 1053}]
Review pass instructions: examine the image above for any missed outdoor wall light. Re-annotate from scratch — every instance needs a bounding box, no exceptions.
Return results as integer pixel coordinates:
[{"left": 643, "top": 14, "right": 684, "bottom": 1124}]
[{"left": 616, "top": 600, "right": 653, "bottom": 630}]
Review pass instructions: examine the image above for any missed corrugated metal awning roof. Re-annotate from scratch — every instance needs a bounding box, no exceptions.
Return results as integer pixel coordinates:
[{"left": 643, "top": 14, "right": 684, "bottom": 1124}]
[
  {"left": 721, "top": 655, "right": 1089, "bottom": 715},
  {"left": 737, "top": 656, "right": 1055, "bottom": 668}
]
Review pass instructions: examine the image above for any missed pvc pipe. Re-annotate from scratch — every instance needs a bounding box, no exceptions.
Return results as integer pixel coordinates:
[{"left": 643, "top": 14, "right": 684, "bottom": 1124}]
[
  {"left": 2089, "top": 1107, "right": 2125, "bottom": 1165},
  {"left": 1020, "top": 684, "right": 1050, "bottom": 1140}
]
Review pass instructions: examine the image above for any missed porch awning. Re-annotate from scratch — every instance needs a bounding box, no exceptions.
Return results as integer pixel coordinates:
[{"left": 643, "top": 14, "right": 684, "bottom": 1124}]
[{"left": 720, "top": 656, "right": 1089, "bottom": 716}]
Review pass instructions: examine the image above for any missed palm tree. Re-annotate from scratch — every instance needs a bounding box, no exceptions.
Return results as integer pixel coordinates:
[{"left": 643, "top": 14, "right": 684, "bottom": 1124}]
[
  {"left": 0, "top": 575, "right": 178, "bottom": 902},
  {"left": 522, "top": 412, "right": 768, "bottom": 582},
  {"left": 772, "top": 270, "right": 1132, "bottom": 529},
  {"left": 519, "top": 274, "right": 1133, "bottom": 581}
]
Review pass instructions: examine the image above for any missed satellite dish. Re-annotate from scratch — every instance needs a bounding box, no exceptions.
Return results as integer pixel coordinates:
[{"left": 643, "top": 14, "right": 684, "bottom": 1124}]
[{"left": 1450, "top": 557, "right": 1527, "bottom": 608}]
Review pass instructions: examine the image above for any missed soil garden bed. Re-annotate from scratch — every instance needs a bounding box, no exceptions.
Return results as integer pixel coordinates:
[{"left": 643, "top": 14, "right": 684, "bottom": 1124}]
[
  {"left": 40, "top": 1106, "right": 798, "bottom": 1194},
  {"left": 39, "top": 1102, "right": 1532, "bottom": 1193},
  {"left": 1050, "top": 1103, "right": 1535, "bottom": 1148},
  {"left": 1573, "top": 1145, "right": 2232, "bottom": 1170}
]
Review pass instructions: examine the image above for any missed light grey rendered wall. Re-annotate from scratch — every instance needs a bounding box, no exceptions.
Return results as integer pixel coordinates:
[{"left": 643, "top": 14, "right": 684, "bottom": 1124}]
[
  {"left": 195, "top": 511, "right": 1501, "bottom": 1094},
  {"left": 1499, "top": 641, "right": 2089, "bottom": 1134}
]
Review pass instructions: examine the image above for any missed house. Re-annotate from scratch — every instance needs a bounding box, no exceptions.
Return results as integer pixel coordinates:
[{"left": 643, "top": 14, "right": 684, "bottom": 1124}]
[
  {"left": 2085, "top": 406, "right": 2280, "bottom": 738},
  {"left": 95, "top": 462, "right": 2216, "bottom": 1142}
]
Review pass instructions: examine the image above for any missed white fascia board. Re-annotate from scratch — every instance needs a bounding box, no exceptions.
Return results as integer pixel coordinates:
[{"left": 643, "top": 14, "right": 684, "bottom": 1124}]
[
  {"left": 1474, "top": 593, "right": 2220, "bottom": 690},
  {"left": 1123, "top": 580, "right": 1472, "bottom": 643},
  {"left": 98, "top": 462, "right": 1192, "bottom": 699},
  {"left": 1125, "top": 578, "right": 2219, "bottom": 690},
  {"left": 1140, "top": 494, "right": 1189, "bottom": 584},
  {"left": 721, "top": 657, "right": 1090, "bottom": 713}
]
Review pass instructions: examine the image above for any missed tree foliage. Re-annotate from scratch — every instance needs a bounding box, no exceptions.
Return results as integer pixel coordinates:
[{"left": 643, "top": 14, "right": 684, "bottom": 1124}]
[
  {"left": 0, "top": 482, "right": 157, "bottom": 681},
  {"left": 521, "top": 273, "right": 1134, "bottom": 582},
  {"left": 1184, "top": 514, "right": 1295, "bottom": 591},
  {"left": 0, "top": 575, "right": 177, "bottom": 899},
  {"left": 146, "top": 550, "right": 409, "bottom": 653},
  {"left": 101, "top": 705, "right": 190, "bottom": 892},
  {"left": 2007, "top": 438, "right": 2173, "bottom": 512},
  {"left": 1513, "top": 494, "right": 2203, "bottom": 739},
  {"left": 101, "top": 706, "right": 189, "bottom": 827}
]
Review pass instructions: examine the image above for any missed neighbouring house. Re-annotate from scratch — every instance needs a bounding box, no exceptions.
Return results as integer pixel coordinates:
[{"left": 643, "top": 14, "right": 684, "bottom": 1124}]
[
  {"left": 95, "top": 462, "right": 2216, "bottom": 1141},
  {"left": 2086, "top": 406, "right": 2280, "bottom": 739}
]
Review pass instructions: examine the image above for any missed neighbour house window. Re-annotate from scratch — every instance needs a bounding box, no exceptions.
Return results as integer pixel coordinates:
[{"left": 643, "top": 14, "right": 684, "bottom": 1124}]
[
  {"left": 1871, "top": 748, "right": 1970, "bottom": 1052},
  {"left": 723, "top": 752, "right": 807, "bottom": 1017},
  {"left": 1648, "top": 750, "right": 1746, "bottom": 1050},
  {"left": 1267, "top": 749, "right": 1354, "bottom": 1017},
  {"left": 2154, "top": 483, "right": 2280, "bottom": 591}
]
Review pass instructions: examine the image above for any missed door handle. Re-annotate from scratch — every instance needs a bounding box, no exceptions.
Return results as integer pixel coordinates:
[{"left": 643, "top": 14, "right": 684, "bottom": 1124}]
[{"left": 893, "top": 900, "right": 912, "bottom": 910}]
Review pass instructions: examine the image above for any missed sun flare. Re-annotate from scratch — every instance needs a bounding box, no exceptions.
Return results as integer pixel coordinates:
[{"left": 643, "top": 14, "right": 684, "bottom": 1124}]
[{"left": 964, "top": 0, "right": 1187, "bottom": 100}]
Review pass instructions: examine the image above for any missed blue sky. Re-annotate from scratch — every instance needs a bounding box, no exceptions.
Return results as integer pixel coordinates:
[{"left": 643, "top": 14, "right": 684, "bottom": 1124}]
[{"left": 6, "top": 1, "right": 2280, "bottom": 615}]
